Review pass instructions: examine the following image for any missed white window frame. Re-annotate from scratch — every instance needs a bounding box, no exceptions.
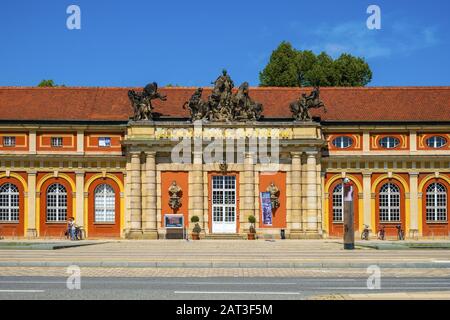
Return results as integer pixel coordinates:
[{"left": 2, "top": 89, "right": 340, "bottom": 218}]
[
  {"left": 379, "top": 136, "right": 400, "bottom": 149},
  {"left": 426, "top": 183, "right": 447, "bottom": 222},
  {"left": 3, "top": 136, "right": 16, "bottom": 147},
  {"left": 51, "top": 137, "right": 63, "bottom": 148},
  {"left": 332, "top": 184, "right": 344, "bottom": 222},
  {"left": 426, "top": 136, "right": 447, "bottom": 149},
  {"left": 94, "top": 184, "right": 116, "bottom": 223},
  {"left": 98, "top": 137, "right": 111, "bottom": 148},
  {"left": 0, "top": 183, "right": 19, "bottom": 222},
  {"left": 332, "top": 136, "right": 353, "bottom": 149},
  {"left": 46, "top": 183, "right": 67, "bottom": 222},
  {"left": 379, "top": 183, "right": 401, "bottom": 222}
]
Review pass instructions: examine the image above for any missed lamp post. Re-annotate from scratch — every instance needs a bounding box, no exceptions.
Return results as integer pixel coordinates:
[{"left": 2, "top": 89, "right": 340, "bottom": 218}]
[{"left": 343, "top": 178, "right": 355, "bottom": 250}]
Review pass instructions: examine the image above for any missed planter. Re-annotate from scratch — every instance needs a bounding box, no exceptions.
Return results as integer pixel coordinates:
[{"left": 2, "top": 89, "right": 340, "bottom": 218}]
[
  {"left": 247, "top": 233, "right": 256, "bottom": 240},
  {"left": 191, "top": 233, "right": 200, "bottom": 240}
]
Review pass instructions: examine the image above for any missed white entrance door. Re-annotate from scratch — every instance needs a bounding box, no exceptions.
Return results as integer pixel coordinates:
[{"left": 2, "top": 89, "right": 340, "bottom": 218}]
[{"left": 212, "top": 176, "right": 236, "bottom": 233}]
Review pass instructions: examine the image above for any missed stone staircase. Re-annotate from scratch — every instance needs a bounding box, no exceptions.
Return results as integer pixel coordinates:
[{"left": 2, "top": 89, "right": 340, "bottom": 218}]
[{"left": 204, "top": 233, "right": 247, "bottom": 240}]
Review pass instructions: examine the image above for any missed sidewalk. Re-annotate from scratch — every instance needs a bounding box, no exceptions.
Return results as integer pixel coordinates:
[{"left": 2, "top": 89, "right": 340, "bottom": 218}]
[
  {"left": 1, "top": 239, "right": 450, "bottom": 269},
  {"left": 312, "top": 291, "right": 450, "bottom": 300}
]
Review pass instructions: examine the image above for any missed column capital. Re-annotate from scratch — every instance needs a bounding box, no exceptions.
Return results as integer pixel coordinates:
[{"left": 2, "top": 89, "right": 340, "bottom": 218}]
[
  {"left": 290, "top": 152, "right": 302, "bottom": 158},
  {"left": 75, "top": 170, "right": 85, "bottom": 176},
  {"left": 409, "top": 172, "right": 420, "bottom": 177},
  {"left": 130, "top": 151, "right": 142, "bottom": 157},
  {"left": 305, "top": 151, "right": 318, "bottom": 157},
  {"left": 27, "top": 170, "right": 37, "bottom": 176},
  {"left": 144, "top": 151, "right": 156, "bottom": 157},
  {"left": 362, "top": 171, "right": 372, "bottom": 177}
]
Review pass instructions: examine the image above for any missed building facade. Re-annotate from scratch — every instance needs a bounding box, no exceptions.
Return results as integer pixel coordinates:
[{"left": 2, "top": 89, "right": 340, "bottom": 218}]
[{"left": 0, "top": 81, "right": 449, "bottom": 239}]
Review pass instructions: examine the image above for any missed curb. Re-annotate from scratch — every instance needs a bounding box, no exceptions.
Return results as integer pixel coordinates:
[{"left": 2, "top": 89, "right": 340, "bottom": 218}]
[{"left": 1, "top": 261, "right": 450, "bottom": 269}]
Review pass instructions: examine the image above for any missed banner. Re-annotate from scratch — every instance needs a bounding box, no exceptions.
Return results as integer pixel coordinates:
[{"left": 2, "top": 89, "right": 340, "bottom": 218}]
[{"left": 260, "top": 192, "right": 273, "bottom": 226}]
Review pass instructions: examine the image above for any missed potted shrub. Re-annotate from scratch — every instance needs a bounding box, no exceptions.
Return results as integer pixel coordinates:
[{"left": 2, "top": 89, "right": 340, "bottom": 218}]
[
  {"left": 191, "top": 215, "right": 201, "bottom": 240},
  {"left": 248, "top": 215, "right": 256, "bottom": 240}
]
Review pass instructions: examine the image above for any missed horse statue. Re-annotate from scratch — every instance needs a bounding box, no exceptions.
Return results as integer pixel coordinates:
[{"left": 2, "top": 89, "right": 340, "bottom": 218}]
[{"left": 290, "top": 86, "right": 327, "bottom": 121}]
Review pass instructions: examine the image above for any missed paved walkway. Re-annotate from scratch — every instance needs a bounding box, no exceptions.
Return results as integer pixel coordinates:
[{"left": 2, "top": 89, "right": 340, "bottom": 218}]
[
  {"left": 313, "top": 291, "right": 450, "bottom": 300},
  {"left": 1, "top": 266, "right": 450, "bottom": 277},
  {"left": 1, "top": 240, "right": 450, "bottom": 268}
]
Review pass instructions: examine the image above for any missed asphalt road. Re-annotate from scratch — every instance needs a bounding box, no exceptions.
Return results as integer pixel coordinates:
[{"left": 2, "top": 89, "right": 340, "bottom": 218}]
[{"left": 1, "top": 276, "right": 450, "bottom": 300}]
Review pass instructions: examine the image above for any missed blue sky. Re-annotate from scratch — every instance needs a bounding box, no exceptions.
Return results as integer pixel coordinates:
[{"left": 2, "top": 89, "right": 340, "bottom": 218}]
[{"left": 0, "top": 0, "right": 449, "bottom": 87}]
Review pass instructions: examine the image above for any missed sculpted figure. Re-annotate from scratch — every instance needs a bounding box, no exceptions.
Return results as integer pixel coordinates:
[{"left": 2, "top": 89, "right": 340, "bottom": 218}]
[
  {"left": 128, "top": 82, "right": 167, "bottom": 121},
  {"left": 168, "top": 181, "right": 182, "bottom": 210},
  {"left": 233, "top": 82, "right": 263, "bottom": 121},
  {"left": 290, "top": 86, "right": 327, "bottom": 121},
  {"left": 183, "top": 71, "right": 263, "bottom": 122},
  {"left": 183, "top": 88, "right": 207, "bottom": 120}
]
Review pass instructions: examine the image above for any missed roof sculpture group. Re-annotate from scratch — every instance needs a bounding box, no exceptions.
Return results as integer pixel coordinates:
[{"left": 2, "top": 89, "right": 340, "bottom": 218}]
[{"left": 128, "top": 71, "right": 327, "bottom": 122}]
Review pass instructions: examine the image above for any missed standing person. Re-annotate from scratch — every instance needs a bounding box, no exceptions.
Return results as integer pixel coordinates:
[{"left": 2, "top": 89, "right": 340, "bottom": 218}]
[{"left": 67, "top": 217, "right": 75, "bottom": 241}]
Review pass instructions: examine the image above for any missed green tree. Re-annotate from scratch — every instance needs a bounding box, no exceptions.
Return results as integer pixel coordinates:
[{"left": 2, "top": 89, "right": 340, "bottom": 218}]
[
  {"left": 259, "top": 42, "right": 372, "bottom": 87},
  {"left": 259, "top": 42, "right": 299, "bottom": 87},
  {"left": 334, "top": 54, "right": 372, "bottom": 86},
  {"left": 37, "top": 79, "right": 56, "bottom": 87}
]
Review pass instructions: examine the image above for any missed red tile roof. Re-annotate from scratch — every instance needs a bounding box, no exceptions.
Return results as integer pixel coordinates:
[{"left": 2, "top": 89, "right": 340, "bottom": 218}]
[{"left": 0, "top": 86, "right": 449, "bottom": 122}]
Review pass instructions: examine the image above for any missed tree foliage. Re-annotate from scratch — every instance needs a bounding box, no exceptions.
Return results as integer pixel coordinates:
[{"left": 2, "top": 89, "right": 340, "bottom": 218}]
[
  {"left": 259, "top": 41, "right": 372, "bottom": 87},
  {"left": 37, "top": 79, "right": 56, "bottom": 87}
]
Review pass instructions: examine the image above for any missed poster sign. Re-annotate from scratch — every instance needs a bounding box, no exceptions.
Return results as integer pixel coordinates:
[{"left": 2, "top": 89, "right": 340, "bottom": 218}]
[
  {"left": 260, "top": 192, "right": 273, "bottom": 226},
  {"left": 344, "top": 183, "right": 353, "bottom": 201},
  {"left": 165, "top": 214, "right": 184, "bottom": 229}
]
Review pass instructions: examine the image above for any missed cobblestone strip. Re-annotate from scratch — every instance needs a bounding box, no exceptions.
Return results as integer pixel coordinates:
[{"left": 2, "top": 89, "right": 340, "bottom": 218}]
[{"left": 1, "top": 267, "right": 450, "bottom": 278}]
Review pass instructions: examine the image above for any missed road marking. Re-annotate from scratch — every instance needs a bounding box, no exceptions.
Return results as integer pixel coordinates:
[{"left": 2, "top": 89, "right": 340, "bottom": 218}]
[
  {"left": 0, "top": 290, "right": 45, "bottom": 293},
  {"left": 174, "top": 291, "right": 300, "bottom": 295},
  {"left": 433, "top": 260, "right": 450, "bottom": 263},
  {"left": 183, "top": 282, "right": 297, "bottom": 285}
]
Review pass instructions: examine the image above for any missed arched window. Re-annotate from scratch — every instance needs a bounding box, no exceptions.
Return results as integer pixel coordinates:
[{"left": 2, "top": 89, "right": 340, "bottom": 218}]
[
  {"left": 332, "top": 184, "right": 343, "bottom": 222},
  {"left": 379, "top": 183, "right": 400, "bottom": 222},
  {"left": 426, "top": 136, "right": 447, "bottom": 149},
  {"left": 426, "top": 183, "right": 447, "bottom": 221},
  {"left": 332, "top": 136, "right": 353, "bottom": 149},
  {"left": 46, "top": 183, "right": 67, "bottom": 222},
  {"left": 379, "top": 136, "right": 400, "bottom": 149},
  {"left": 94, "top": 184, "right": 115, "bottom": 222},
  {"left": 0, "top": 183, "right": 19, "bottom": 222}
]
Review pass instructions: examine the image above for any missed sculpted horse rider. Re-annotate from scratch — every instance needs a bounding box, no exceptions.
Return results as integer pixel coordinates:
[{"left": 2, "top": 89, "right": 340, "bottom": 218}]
[{"left": 290, "top": 86, "right": 327, "bottom": 121}]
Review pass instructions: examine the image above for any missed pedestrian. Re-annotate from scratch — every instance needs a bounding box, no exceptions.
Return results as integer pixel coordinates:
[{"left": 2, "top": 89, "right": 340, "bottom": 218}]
[{"left": 67, "top": 217, "right": 76, "bottom": 241}]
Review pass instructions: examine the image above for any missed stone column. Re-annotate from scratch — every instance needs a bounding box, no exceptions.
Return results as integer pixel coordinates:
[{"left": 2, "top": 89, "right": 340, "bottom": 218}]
[
  {"left": 127, "top": 151, "right": 143, "bottom": 238},
  {"left": 26, "top": 171, "right": 37, "bottom": 238},
  {"left": 289, "top": 152, "right": 302, "bottom": 238},
  {"left": 362, "top": 172, "right": 372, "bottom": 231},
  {"left": 189, "top": 151, "right": 204, "bottom": 232},
  {"left": 409, "top": 172, "right": 419, "bottom": 234},
  {"left": 240, "top": 152, "right": 255, "bottom": 233},
  {"left": 304, "top": 152, "right": 319, "bottom": 235},
  {"left": 75, "top": 171, "right": 85, "bottom": 228},
  {"left": 142, "top": 152, "right": 158, "bottom": 239}
]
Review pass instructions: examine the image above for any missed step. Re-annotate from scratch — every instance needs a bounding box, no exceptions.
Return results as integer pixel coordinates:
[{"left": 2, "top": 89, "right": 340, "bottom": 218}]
[{"left": 204, "top": 233, "right": 247, "bottom": 240}]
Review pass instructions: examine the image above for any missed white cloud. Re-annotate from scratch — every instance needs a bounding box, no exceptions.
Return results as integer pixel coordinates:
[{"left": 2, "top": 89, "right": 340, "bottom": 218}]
[{"left": 297, "top": 20, "right": 440, "bottom": 59}]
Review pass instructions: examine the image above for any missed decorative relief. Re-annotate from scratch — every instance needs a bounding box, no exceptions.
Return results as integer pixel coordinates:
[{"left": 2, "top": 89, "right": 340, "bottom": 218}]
[
  {"left": 168, "top": 181, "right": 182, "bottom": 210},
  {"left": 417, "top": 133, "right": 450, "bottom": 150},
  {"left": 326, "top": 133, "right": 362, "bottom": 151},
  {"left": 370, "top": 134, "right": 409, "bottom": 150},
  {"left": 154, "top": 127, "right": 293, "bottom": 140}
]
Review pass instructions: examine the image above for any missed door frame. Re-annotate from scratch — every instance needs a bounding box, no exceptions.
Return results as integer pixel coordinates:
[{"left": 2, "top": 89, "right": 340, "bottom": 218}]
[{"left": 208, "top": 172, "right": 240, "bottom": 234}]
